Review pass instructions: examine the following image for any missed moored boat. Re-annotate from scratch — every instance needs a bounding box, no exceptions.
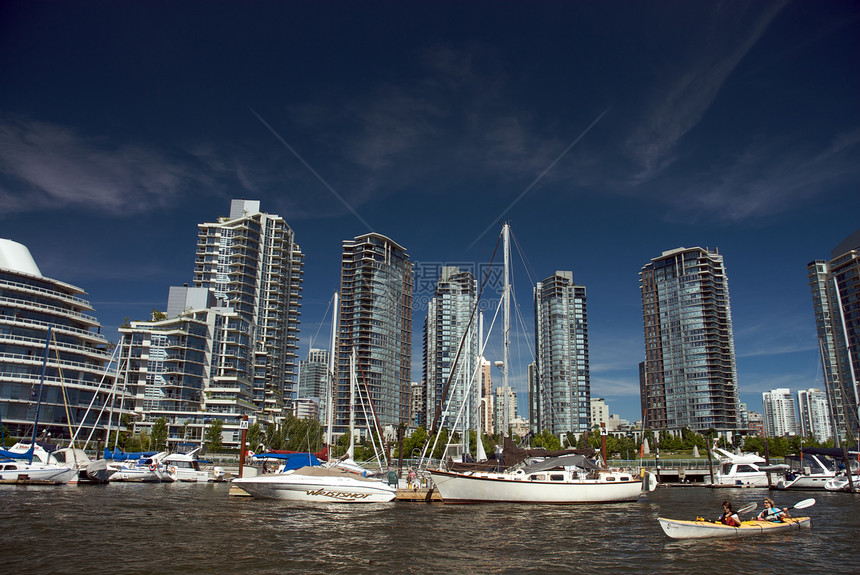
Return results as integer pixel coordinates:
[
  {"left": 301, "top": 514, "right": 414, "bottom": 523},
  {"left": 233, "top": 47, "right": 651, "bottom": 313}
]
[
  {"left": 776, "top": 448, "right": 859, "bottom": 491},
  {"left": 162, "top": 446, "right": 214, "bottom": 482},
  {"left": 706, "top": 445, "right": 786, "bottom": 487},
  {"left": 232, "top": 464, "right": 397, "bottom": 502},
  {"left": 657, "top": 516, "right": 811, "bottom": 539}
]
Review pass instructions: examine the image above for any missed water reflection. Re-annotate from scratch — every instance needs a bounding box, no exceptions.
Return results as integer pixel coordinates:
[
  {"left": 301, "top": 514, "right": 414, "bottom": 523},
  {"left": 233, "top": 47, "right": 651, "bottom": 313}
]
[{"left": 0, "top": 483, "right": 856, "bottom": 574}]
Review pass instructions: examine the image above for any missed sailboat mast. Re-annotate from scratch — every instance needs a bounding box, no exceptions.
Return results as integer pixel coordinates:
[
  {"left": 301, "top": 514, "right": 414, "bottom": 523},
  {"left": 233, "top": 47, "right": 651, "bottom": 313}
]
[
  {"left": 348, "top": 347, "right": 356, "bottom": 460},
  {"left": 476, "top": 311, "right": 487, "bottom": 461},
  {"left": 325, "top": 292, "right": 338, "bottom": 450},
  {"left": 30, "top": 326, "right": 52, "bottom": 464},
  {"left": 502, "top": 222, "right": 511, "bottom": 436}
]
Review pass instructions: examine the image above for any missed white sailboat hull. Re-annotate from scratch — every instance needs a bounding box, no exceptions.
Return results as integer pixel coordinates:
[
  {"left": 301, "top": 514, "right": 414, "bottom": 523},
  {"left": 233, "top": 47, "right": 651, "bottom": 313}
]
[
  {"left": 233, "top": 472, "right": 397, "bottom": 503},
  {"left": 0, "top": 461, "right": 76, "bottom": 485},
  {"left": 428, "top": 469, "right": 646, "bottom": 504}
]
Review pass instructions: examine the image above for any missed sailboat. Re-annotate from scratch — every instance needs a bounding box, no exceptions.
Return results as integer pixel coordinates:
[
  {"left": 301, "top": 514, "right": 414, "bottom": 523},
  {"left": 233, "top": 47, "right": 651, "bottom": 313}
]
[
  {"left": 232, "top": 296, "right": 397, "bottom": 503},
  {"left": 427, "top": 224, "right": 657, "bottom": 503},
  {"left": 0, "top": 327, "right": 76, "bottom": 485}
]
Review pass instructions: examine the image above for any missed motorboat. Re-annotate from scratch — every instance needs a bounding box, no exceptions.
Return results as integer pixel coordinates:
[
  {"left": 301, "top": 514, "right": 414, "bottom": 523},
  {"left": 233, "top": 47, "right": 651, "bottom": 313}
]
[
  {"left": 233, "top": 461, "right": 397, "bottom": 503},
  {"left": 231, "top": 346, "right": 396, "bottom": 503},
  {"left": 657, "top": 516, "right": 811, "bottom": 539},
  {"left": 776, "top": 447, "right": 860, "bottom": 491},
  {"left": 428, "top": 453, "right": 656, "bottom": 504},
  {"left": 706, "top": 445, "right": 787, "bottom": 487},
  {"left": 824, "top": 476, "right": 860, "bottom": 492},
  {"left": 162, "top": 446, "right": 214, "bottom": 482},
  {"left": 108, "top": 450, "right": 171, "bottom": 482}
]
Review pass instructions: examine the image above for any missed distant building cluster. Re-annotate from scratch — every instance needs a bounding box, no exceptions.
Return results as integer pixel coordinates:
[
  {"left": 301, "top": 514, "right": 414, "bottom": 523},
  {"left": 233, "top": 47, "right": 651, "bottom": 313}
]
[{"left": 2, "top": 201, "right": 858, "bottom": 450}]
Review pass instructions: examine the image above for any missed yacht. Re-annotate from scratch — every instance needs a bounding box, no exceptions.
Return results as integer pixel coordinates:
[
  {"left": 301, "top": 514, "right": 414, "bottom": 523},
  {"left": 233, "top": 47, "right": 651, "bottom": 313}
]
[{"left": 706, "top": 445, "right": 786, "bottom": 487}]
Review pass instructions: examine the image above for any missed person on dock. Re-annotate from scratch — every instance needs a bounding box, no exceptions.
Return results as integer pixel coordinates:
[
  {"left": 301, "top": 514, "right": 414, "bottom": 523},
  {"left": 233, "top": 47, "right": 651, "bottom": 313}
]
[
  {"left": 716, "top": 501, "right": 741, "bottom": 526},
  {"left": 755, "top": 498, "right": 789, "bottom": 522}
]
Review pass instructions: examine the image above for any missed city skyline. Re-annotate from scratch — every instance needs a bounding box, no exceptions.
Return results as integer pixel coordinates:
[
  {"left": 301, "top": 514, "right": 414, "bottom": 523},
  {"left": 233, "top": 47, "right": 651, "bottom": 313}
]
[{"left": 2, "top": 2, "right": 859, "bottom": 423}]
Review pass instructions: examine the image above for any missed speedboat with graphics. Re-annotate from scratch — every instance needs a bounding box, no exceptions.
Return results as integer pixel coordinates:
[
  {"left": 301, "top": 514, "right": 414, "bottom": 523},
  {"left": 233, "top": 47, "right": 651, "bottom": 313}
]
[
  {"left": 232, "top": 346, "right": 396, "bottom": 503},
  {"left": 232, "top": 456, "right": 397, "bottom": 503}
]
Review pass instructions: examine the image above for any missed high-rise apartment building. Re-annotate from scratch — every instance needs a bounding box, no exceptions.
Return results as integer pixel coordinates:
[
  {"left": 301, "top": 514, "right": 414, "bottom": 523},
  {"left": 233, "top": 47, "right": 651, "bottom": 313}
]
[
  {"left": 481, "top": 358, "right": 494, "bottom": 435},
  {"left": 797, "top": 388, "right": 832, "bottom": 443},
  {"left": 590, "top": 397, "right": 609, "bottom": 430},
  {"left": 194, "top": 200, "right": 304, "bottom": 422},
  {"left": 335, "top": 233, "right": 412, "bottom": 437},
  {"left": 424, "top": 267, "right": 478, "bottom": 433},
  {"left": 409, "top": 380, "right": 426, "bottom": 428},
  {"left": 118, "top": 286, "right": 257, "bottom": 448},
  {"left": 494, "top": 386, "right": 517, "bottom": 433},
  {"left": 297, "top": 348, "right": 329, "bottom": 423},
  {"left": 0, "top": 239, "right": 124, "bottom": 439},
  {"left": 534, "top": 271, "right": 590, "bottom": 435},
  {"left": 640, "top": 247, "right": 740, "bottom": 432},
  {"left": 808, "top": 229, "right": 860, "bottom": 442},
  {"left": 762, "top": 388, "right": 798, "bottom": 436},
  {"left": 298, "top": 347, "right": 328, "bottom": 397}
]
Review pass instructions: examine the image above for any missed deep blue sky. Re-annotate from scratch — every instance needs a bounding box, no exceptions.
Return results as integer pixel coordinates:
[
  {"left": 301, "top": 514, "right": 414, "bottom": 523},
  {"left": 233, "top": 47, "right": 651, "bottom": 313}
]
[{"left": 2, "top": 1, "right": 858, "bottom": 422}]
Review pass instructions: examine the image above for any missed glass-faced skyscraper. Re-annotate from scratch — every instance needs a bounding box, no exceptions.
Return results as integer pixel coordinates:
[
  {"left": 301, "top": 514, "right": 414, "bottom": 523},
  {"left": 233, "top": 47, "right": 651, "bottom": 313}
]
[
  {"left": 194, "top": 199, "right": 304, "bottom": 423},
  {"left": 533, "top": 271, "right": 590, "bottom": 435},
  {"left": 640, "top": 247, "right": 740, "bottom": 432},
  {"left": 808, "top": 229, "right": 860, "bottom": 442},
  {"left": 335, "top": 233, "right": 412, "bottom": 436},
  {"left": 424, "top": 266, "right": 478, "bottom": 433}
]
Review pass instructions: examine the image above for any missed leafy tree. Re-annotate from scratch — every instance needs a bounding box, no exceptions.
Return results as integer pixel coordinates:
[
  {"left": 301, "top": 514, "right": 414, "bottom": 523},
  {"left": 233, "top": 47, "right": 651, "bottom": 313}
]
[
  {"left": 151, "top": 309, "right": 167, "bottom": 321},
  {"left": 204, "top": 419, "right": 224, "bottom": 452},
  {"left": 534, "top": 429, "right": 561, "bottom": 450},
  {"left": 150, "top": 417, "right": 168, "bottom": 451},
  {"left": 246, "top": 422, "right": 263, "bottom": 452}
]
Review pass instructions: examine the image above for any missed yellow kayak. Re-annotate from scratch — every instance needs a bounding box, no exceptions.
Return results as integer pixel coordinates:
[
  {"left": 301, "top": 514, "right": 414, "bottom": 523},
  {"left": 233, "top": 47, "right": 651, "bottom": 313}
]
[{"left": 657, "top": 517, "right": 811, "bottom": 539}]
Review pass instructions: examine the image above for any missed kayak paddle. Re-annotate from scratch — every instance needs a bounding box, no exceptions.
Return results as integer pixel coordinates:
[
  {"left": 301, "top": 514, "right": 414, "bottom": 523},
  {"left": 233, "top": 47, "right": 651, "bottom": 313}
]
[
  {"left": 737, "top": 502, "right": 756, "bottom": 515},
  {"left": 788, "top": 498, "right": 815, "bottom": 510}
]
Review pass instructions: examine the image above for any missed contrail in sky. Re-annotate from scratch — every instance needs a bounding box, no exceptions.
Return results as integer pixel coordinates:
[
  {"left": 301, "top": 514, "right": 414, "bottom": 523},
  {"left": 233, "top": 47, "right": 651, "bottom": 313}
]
[
  {"left": 250, "top": 108, "right": 374, "bottom": 232},
  {"left": 467, "top": 107, "right": 610, "bottom": 251}
]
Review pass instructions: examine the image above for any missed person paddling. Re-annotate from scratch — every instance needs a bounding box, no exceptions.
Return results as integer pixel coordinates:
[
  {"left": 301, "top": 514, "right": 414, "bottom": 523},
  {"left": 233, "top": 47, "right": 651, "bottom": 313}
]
[
  {"left": 755, "top": 498, "right": 789, "bottom": 522},
  {"left": 716, "top": 501, "right": 741, "bottom": 526}
]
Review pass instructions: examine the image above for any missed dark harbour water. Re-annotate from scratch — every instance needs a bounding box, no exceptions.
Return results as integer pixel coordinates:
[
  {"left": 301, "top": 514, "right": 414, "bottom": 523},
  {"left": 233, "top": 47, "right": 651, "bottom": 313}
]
[{"left": 1, "top": 482, "right": 857, "bottom": 574}]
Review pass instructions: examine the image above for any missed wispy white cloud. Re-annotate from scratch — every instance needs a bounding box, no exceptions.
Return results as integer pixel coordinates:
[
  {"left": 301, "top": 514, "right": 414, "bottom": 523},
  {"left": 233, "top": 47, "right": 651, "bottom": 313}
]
[
  {"left": 626, "top": 2, "right": 788, "bottom": 181},
  {"left": 0, "top": 117, "right": 206, "bottom": 216},
  {"left": 655, "top": 126, "right": 860, "bottom": 222},
  {"left": 591, "top": 373, "right": 642, "bottom": 397}
]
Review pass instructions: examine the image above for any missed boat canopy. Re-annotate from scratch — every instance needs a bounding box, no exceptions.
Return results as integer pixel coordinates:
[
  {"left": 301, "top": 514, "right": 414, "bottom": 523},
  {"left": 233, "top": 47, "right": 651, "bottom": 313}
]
[
  {"left": 270, "top": 446, "right": 330, "bottom": 461},
  {"left": 521, "top": 454, "right": 601, "bottom": 473},
  {"left": 799, "top": 447, "right": 858, "bottom": 458},
  {"left": 0, "top": 446, "right": 34, "bottom": 460},
  {"left": 253, "top": 452, "right": 320, "bottom": 471},
  {"left": 103, "top": 448, "right": 158, "bottom": 461},
  {"left": 447, "top": 437, "right": 596, "bottom": 472}
]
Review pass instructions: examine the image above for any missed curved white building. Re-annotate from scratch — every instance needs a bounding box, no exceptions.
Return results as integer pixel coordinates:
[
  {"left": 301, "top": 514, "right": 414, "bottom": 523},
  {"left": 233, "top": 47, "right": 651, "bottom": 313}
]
[{"left": 0, "top": 239, "right": 122, "bottom": 440}]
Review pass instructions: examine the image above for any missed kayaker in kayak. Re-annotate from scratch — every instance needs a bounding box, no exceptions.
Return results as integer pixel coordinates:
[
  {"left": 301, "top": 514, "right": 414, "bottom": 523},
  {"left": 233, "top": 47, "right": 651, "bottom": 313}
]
[
  {"left": 716, "top": 501, "right": 741, "bottom": 526},
  {"left": 755, "top": 498, "right": 789, "bottom": 522}
]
